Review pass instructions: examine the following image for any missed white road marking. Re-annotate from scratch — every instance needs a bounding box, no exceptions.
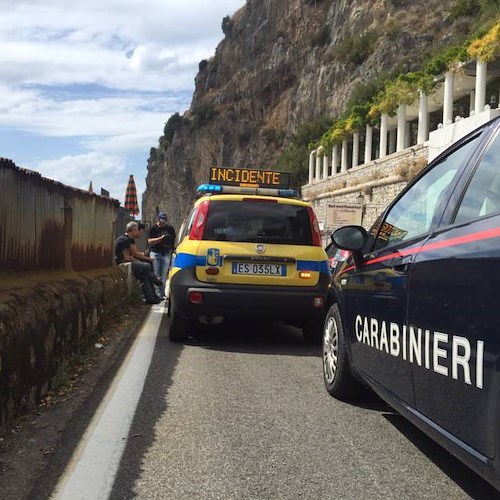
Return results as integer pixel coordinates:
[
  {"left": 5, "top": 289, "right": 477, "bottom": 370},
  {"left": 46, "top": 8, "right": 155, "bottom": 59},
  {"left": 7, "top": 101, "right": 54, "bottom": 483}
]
[{"left": 51, "top": 303, "right": 165, "bottom": 500}]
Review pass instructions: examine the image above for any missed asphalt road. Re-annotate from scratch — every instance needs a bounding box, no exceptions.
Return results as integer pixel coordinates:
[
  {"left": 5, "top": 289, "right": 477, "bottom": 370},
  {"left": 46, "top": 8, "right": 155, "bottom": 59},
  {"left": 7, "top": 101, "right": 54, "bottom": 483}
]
[{"left": 83, "top": 316, "right": 498, "bottom": 500}]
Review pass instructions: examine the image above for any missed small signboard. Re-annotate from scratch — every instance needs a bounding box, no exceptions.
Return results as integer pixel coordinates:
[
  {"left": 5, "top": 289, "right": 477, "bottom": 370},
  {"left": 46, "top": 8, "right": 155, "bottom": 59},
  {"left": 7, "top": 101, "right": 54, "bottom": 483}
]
[
  {"left": 209, "top": 166, "right": 290, "bottom": 189},
  {"left": 377, "top": 221, "right": 408, "bottom": 242},
  {"left": 326, "top": 203, "right": 363, "bottom": 230}
]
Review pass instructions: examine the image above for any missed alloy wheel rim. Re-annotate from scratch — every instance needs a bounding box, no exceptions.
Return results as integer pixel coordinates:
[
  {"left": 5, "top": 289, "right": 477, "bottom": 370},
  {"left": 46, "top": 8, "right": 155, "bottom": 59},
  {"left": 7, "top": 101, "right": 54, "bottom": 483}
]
[{"left": 323, "top": 315, "right": 338, "bottom": 384}]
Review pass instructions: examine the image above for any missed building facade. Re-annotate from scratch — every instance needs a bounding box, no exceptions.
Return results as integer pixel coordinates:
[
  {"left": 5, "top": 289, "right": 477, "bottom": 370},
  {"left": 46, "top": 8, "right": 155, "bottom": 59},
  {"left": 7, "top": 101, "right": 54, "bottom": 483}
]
[{"left": 303, "top": 58, "right": 500, "bottom": 242}]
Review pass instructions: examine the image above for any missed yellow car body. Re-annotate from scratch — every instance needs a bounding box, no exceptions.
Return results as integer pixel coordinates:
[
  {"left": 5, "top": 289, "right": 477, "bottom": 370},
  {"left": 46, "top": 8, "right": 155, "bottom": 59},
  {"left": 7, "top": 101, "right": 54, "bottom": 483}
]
[{"left": 168, "top": 189, "right": 330, "bottom": 343}]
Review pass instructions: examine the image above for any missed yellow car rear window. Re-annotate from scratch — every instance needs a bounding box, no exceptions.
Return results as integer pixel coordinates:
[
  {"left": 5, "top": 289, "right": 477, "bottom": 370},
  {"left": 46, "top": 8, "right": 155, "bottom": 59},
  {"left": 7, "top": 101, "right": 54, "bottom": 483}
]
[{"left": 203, "top": 200, "right": 313, "bottom": 245}]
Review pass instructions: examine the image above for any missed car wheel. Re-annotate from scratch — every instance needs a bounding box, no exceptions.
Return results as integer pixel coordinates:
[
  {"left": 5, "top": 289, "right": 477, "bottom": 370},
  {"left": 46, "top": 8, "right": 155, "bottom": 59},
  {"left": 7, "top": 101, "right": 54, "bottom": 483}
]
[
  {"left": 302, "top": 319, "right": 323, "bottom": 345},
  {"left": 168, "top": 299, "right": 191, "bottom": 342},
  {"left": 323, "top": 303, "right": 362, "bottom": 400}
]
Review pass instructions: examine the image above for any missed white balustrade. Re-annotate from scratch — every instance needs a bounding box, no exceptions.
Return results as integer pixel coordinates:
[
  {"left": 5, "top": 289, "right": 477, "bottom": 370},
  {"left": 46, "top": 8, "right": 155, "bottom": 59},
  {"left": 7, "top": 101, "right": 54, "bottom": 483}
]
[
  {"left": 396, "top": 104, "right": 406, "bottom": 152},
  {"left": 341, "top": 140, "right": 348, "bottom": 173},
  {"left": 475, "top": 60, "right": 487, "bottom": 114},
  {"left": 443, "top": 71, "right": 454, "bottom": 125},
  {"left": 380, "top": 114, "right": 388, "bottom": 158},
  {"left": 352, "top": 132, "right": 360, "bottom": 168}
]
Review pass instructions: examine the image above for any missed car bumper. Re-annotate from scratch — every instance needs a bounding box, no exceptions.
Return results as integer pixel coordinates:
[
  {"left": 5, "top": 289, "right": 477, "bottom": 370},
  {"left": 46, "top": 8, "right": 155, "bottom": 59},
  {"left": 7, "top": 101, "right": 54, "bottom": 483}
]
[{"left": 170, "top": 268, "right": 329, "bottom": 322}]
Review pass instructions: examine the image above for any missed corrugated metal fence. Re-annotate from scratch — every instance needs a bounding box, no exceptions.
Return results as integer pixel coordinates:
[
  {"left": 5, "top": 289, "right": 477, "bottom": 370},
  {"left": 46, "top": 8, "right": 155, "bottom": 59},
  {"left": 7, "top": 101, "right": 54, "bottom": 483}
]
[{"left": 0, "top": 158, "right": 119, "bottom": 272}]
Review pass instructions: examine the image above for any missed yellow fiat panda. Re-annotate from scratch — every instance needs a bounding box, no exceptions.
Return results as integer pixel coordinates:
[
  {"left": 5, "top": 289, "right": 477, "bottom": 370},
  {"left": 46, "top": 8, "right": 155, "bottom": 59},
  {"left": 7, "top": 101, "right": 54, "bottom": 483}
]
[{"left": 168, "top": 167, "right": 330, "bottom": 343}]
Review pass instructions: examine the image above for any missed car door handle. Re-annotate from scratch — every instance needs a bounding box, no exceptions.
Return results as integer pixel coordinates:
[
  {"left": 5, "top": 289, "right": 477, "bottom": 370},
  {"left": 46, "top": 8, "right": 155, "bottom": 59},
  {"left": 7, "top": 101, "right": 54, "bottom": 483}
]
[
  {"left": 394, "top": 262, "right": 410, "bottom": 273},
  {"left": 393, "top": 256, "right": 412, "bottom": 273}
]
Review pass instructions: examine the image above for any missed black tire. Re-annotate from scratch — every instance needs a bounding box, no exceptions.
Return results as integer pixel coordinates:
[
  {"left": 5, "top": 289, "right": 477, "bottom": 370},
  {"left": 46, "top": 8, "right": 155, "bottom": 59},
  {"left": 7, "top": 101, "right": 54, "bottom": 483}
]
[
  {"left": 302, "top": 319, "right": 324, "bottom": 345},
  {"left": 168, "top": 299, "right": 191, "bottom": 342},
  {"left": 322, "top": 303, "right": 362, "bottom": 400}
]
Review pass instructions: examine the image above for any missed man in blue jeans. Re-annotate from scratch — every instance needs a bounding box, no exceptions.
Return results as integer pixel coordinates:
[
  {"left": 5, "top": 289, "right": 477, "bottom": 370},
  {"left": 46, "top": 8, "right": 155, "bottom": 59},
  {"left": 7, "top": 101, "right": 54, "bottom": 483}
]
[
  {"left": 115, "top": 222, "right": 163, "bottom": 304},
  {"left": 148, "top": 212, "right": 176, "bottom": 298}
]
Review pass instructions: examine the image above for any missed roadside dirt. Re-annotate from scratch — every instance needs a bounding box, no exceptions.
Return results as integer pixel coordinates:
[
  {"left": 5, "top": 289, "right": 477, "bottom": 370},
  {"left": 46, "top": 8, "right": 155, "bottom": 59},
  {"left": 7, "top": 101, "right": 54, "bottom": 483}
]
[{"left": 0, "top": 305, "right": 150, "bottom": 500}]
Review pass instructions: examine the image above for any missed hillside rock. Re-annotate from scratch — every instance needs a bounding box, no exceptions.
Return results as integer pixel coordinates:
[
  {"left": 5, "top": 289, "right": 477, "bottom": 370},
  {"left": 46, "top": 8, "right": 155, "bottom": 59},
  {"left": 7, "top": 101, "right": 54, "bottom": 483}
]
[{"left": 143, "top": 0, "right": 457, "bottom": 230}]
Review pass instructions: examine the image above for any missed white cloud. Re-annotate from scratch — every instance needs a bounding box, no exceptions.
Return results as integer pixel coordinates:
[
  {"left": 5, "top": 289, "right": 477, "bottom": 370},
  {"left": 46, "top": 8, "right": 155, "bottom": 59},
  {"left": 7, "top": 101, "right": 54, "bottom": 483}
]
[
  {"left": 35, "top": 151, "right": 147, "bottom": 207},
  {"left": 0, "top": 87, "right": 186, "bottom": 138},
  {"left": 0, "top": 0, "right": 244, "bottom": 90},
  {"left": 82, "top": 132, "right": 161, "bottom": 156},
  {"left": 1, "top": 0, "right": 242, "bottom": 45},
  {"left": 37, "top": 151, "right": 125, "bottom": 193},
  {"left": 0, "top": 0, "right": 246, "bottom": 209}
]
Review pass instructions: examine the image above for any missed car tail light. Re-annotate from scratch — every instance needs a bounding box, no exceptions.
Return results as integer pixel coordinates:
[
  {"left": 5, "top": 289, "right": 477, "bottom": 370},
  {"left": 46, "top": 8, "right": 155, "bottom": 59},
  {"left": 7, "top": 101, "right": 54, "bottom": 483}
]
[
  {"left": 189, "top": 200, "right": 209, "bottom": 240},
  {"left": 307, "top": 207, "right": 322, "bottom": 247},
  {"left": 299, "top": 271, "right": 312, "bottom": 279},
  {"left": 188, "top": 291, "right": 203, "bottom": 304}
]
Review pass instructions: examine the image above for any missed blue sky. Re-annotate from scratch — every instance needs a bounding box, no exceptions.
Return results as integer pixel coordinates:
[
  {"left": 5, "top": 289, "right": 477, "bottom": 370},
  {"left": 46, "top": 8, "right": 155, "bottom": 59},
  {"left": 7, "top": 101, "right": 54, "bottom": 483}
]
[{"left": 0, "top": 0, "right": 246, "bottom": 208}]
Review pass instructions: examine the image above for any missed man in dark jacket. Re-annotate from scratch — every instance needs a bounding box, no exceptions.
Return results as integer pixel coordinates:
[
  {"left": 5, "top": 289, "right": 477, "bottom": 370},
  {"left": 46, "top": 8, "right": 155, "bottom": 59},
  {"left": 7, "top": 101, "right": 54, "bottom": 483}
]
[
  {"left": 148, "top": 212, "right": 176, "bottom": 298},
  {"left": 115, "top": 221, "right": 163, "bottom": 304}
]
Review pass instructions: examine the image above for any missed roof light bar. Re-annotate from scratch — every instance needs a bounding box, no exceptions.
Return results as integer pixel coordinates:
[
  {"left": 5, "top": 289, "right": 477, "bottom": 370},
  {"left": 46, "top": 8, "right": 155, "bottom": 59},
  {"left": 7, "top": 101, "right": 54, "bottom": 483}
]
[
  {"left": 196, "top": 183, "right": 299, "bottom": 198},
  {"left": 196, "top": 184, "right": 222, "bottom": 195}
]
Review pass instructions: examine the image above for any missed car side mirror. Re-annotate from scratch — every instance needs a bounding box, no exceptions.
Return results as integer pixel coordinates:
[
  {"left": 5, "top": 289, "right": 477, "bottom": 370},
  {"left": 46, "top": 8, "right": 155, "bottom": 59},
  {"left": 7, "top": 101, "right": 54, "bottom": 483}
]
[{"left": 331, "top": 225, "right": 368, "bottom": 269}]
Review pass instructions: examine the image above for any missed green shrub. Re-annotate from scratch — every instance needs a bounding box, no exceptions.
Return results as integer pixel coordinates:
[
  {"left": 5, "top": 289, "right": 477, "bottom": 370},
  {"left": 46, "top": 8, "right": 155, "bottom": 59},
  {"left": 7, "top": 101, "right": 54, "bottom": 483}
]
[
  {"left": 449, "top": 0, "right": 500, "bottom": 25},
  {"left": 424, "top": 45, "right": 469, "bottom": 75},
  {"left": 347, "top": 71, "right": 397, "bottom": 109},
  {"left": 222, "top": 15, "right": 234, "bottom": 36},
  {"left": 289, "top": 116, "right": 333, "bottom": 148},
  {"left": 451, "top": 0, "right": 481, "bottom": 19},
  {"left": 163, "top": 112, "right": 184, "bottom": 143},
  {"left": 477, "top": 0, "right": 500, "bottom": 20},
  {"left": 480, "top": 0, "right": 500, "bottom": 11},
  {"left": 277, "top": 116, "right": 332, "bottom": 189},
  {"left": 311, "top": 26, "right": 330, "bottom": 47},
  {"left": 336, "top": 32, "right": 377, "bottom": 65},
  {"left": 50, "top": 368, "right": 71, "bottom": 391},
  {"left": 238, "top": 128, "right": 252, "bottom": 146},
  {"left": 262, "top": 127, "right": 284, "bottom": 145},
  {"left": 192, "top": 104, "right": 218, "bottom": 129},
  {"left": 385, "top": 18, "right": 403, "bottom": 41}
]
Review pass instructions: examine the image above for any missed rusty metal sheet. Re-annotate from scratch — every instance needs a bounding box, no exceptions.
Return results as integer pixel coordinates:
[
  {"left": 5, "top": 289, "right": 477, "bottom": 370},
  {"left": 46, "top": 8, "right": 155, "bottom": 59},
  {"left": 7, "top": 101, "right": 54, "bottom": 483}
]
[{"left": 0, "top": 159, "right": 119, "bottom": 273}]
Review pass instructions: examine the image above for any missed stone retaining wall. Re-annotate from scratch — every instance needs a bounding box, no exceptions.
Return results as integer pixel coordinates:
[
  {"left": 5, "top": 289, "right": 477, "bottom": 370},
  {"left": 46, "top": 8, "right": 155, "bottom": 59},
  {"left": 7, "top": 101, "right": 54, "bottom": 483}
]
[
  {"left": 303, "top": 145, "right": 429, "bottom": 232},
  {"left": 0, "top": 265, "right": 142, "bottom": 427}
]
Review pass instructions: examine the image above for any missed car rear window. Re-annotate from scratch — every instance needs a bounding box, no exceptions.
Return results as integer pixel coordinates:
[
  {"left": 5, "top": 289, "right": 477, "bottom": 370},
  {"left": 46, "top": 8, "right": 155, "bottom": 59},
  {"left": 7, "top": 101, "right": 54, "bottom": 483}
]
[{"left": 203, "top": 200, "right": 313, "bottom": 245}]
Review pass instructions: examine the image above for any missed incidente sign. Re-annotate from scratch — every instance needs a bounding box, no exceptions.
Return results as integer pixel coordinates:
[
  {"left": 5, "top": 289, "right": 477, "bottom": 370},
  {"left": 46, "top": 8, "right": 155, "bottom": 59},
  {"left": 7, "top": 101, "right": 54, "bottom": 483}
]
[{"left": 209, "top": 167, "right": 290, "bottom": 189}]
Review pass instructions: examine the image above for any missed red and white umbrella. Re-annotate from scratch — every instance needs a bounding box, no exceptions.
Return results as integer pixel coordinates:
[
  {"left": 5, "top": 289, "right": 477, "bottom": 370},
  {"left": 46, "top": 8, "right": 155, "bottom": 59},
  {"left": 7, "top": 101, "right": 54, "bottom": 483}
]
[{"left": 124, "top": 174, "right": 139, "bottom": 215}]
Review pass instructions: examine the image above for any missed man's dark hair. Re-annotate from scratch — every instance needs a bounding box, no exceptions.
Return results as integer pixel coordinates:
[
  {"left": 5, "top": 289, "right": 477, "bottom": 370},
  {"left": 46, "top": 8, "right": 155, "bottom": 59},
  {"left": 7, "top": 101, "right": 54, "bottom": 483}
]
[{"left": 138, "top": 222, "right": 146, "bottom": 230}]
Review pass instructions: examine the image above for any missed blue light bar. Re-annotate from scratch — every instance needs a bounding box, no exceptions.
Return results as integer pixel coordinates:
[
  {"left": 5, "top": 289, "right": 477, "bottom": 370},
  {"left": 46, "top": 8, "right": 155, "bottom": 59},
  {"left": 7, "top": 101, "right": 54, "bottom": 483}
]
[
  {"left": 196, "top": 184, "right": 300, "bottom": 198},
  {"left": 197, "top": 184, "right": 222, "bottom": 195},
  {"left": 278, "top": 189, "right": 300, "bottom": 198}
]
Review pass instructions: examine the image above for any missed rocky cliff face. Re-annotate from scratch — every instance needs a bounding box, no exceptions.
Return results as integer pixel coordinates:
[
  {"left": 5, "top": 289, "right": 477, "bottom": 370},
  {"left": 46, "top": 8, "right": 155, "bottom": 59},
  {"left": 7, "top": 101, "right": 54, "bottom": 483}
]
[{"left": 143, "top": 0, "right": 458, "bottom": 230}]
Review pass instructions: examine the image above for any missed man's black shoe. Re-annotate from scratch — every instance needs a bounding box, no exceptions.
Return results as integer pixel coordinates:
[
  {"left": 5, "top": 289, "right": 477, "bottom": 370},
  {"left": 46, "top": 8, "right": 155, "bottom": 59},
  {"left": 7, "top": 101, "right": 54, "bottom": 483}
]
[{"left": 145, "top": 298, "right": 162, "bottom": 304}]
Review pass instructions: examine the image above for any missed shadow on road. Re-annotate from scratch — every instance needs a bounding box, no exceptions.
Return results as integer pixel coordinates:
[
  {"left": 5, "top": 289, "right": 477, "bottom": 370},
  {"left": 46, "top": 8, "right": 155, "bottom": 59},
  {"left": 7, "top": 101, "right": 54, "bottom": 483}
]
[
  {"left": 326, "top": 388, "right": 499, "bottom": 496},
  {"left": 186, "top": 319, "right": 323, "bottom": 357},
  {"left": 344, "top": 388, "right": 393, "bottom": 412},
  {"left": 382, "top": 413, "right": 499, "bottom": 499},
  {"left": 109, "top": 311, "right": 183, "bottom": 500}
]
